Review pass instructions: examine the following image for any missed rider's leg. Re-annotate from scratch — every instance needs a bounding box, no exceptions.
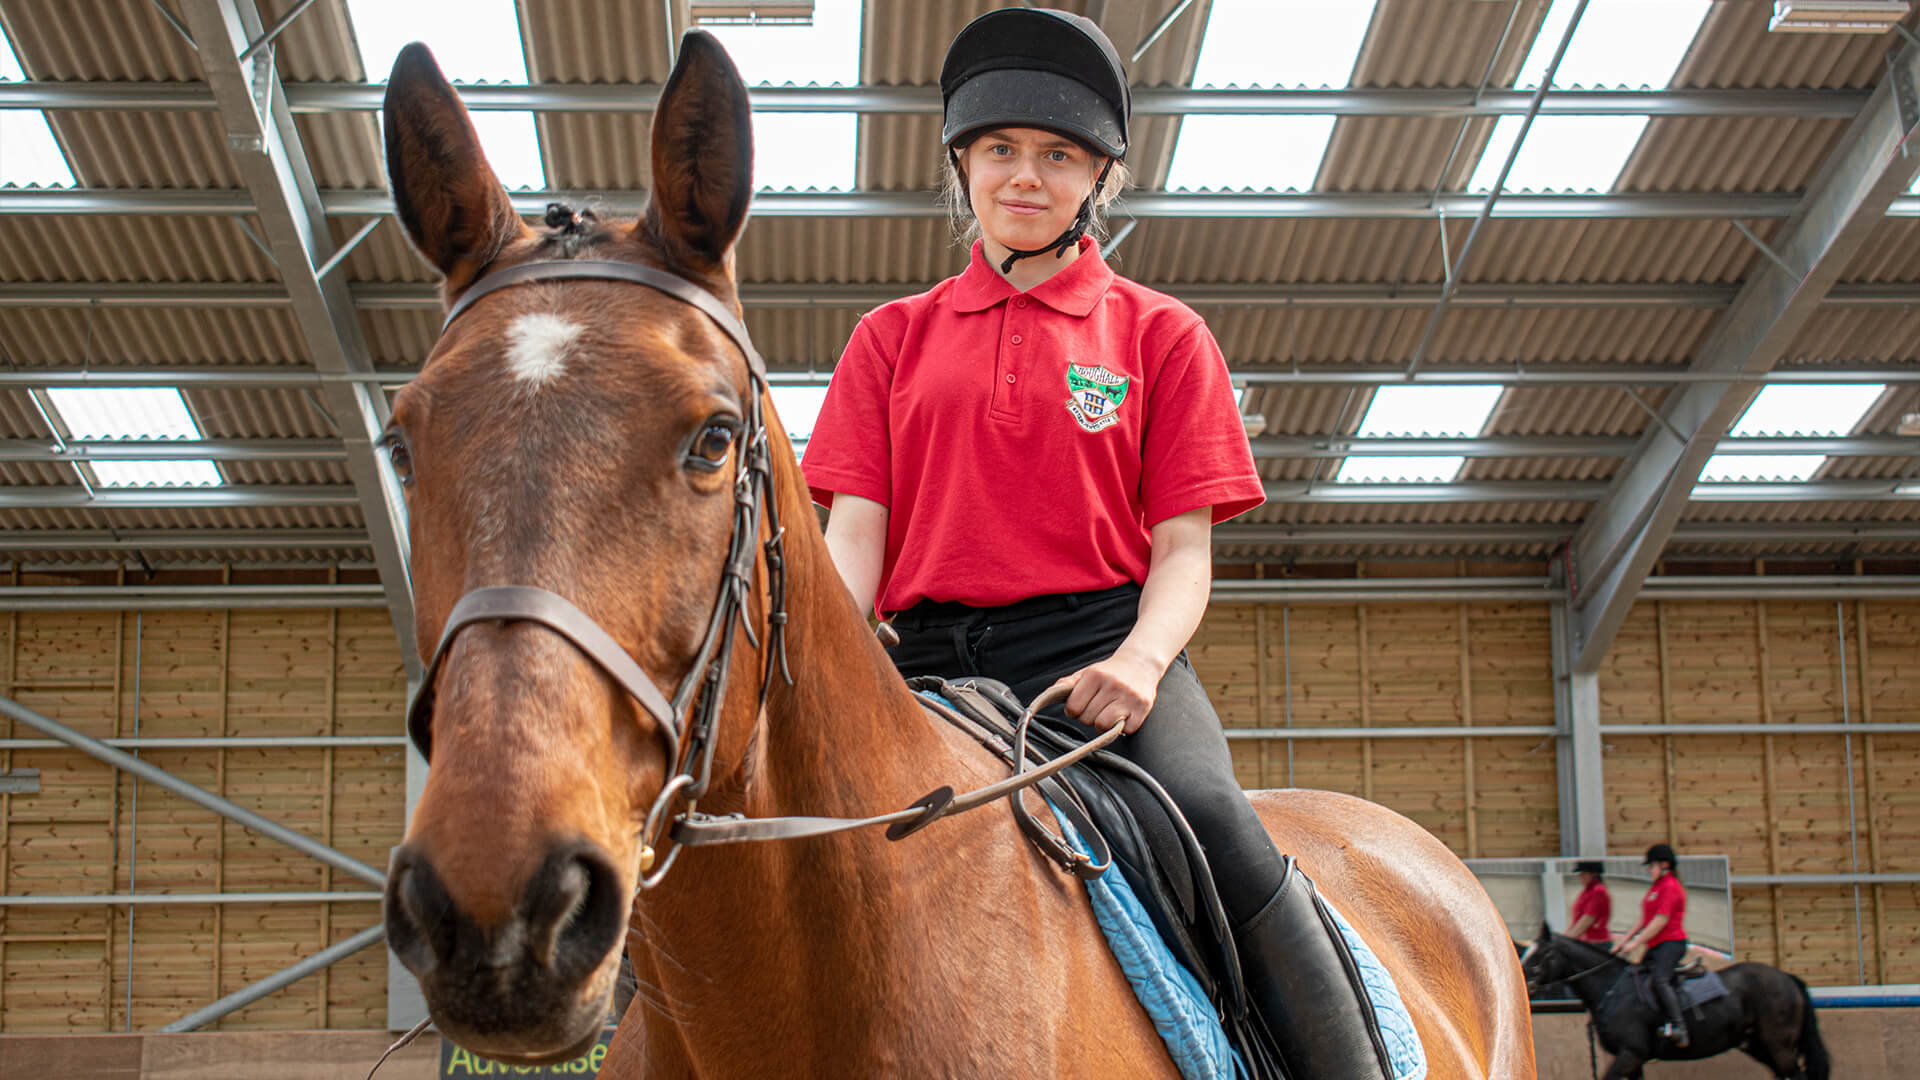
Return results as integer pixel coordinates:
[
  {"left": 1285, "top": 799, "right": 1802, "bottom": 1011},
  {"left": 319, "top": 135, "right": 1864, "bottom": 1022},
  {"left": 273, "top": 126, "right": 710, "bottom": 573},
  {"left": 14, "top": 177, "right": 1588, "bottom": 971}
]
[
  {"left": 1646, "top": 939, "right": 1690, "bottom": 1047},
  {"left": 995, "top": 587, "right": 1392, "bottom": 1079},
  {"left": 894, "top": 586, "right": 1395, "bottom": 1077}
]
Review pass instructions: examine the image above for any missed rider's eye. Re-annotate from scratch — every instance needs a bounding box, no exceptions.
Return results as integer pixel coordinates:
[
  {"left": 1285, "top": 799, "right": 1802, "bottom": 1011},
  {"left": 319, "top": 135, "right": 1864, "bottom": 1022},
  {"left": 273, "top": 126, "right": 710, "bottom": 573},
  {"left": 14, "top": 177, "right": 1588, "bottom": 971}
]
[{"left": 688, "top": 421, "right": 737, "bottom": 471}]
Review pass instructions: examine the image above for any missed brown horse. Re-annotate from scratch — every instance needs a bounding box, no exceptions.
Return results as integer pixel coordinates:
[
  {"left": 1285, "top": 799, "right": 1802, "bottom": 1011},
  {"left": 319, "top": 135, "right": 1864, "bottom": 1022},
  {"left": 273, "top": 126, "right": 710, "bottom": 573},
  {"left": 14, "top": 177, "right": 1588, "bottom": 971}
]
[{"left": 380, "top": 31, "right": 1535, "bottom": 1079}]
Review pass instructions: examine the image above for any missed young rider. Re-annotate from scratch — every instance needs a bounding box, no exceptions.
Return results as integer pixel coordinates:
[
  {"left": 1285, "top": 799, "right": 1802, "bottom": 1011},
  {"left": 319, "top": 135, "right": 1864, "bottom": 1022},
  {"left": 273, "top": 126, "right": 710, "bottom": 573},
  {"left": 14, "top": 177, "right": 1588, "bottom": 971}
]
[
  {"left": 801, "top": 8, "right": 1391, "bottom": 1077},
  {"left": 1617, "top": 843, "right": 1690, "bottom": 1047}
]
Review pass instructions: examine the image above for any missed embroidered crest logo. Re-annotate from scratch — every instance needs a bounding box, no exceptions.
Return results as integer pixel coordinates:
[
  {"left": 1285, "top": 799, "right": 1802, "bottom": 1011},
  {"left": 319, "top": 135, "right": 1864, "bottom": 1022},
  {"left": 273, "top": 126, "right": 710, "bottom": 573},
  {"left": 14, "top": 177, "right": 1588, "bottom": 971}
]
[{"left": 1065, "top": 363, "right": 1130, "bottom": 432}]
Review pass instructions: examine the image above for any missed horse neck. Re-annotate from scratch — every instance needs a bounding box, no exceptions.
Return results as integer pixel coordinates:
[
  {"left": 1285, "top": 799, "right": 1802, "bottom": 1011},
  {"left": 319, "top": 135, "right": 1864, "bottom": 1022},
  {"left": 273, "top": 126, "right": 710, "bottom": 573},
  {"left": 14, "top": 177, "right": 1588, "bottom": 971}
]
[
  {"left": 1557, "top": 936, "right": 1627, "bottom": 1008},
  {"left": 631, "top": 446, "right": 1022, "bottom": 1056}
]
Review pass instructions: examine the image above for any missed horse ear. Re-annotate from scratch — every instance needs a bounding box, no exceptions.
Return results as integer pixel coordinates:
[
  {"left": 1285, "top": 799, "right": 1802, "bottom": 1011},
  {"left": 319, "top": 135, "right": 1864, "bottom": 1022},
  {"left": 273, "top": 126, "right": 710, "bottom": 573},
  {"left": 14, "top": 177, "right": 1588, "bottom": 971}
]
[
  {"left": 1540, "top": 920, "right": 1553, "bottom": 940},
  {"left": 383, "top": 42, "right": 527, "bottom": 283},
  {"left": 643, "top": 30, "right": 753, "bottom": 269}
]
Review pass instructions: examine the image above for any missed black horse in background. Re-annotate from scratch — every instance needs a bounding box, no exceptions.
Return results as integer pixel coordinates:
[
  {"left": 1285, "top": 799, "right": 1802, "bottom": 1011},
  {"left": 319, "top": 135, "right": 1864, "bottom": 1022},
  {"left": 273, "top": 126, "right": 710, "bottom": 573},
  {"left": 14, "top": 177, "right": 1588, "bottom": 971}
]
[{"left": 1522, "top": 926, "right": 1829, "bottom": 1079}]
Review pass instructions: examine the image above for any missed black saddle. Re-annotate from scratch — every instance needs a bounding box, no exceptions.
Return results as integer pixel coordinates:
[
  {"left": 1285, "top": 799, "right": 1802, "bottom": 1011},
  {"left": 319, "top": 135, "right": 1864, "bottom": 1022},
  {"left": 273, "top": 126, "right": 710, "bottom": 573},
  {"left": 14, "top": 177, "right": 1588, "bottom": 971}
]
[
  {"left": 908, "top": 675, "right": 1283, "bottom": 1077},
  {"left": 1631, "top": 965, "right": 1729, "bottom": 1014}
]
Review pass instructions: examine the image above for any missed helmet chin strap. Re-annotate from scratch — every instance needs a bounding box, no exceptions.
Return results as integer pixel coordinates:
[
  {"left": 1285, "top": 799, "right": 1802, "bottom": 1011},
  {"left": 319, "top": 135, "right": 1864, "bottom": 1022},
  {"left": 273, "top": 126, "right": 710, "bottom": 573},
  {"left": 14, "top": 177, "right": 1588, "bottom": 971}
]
[{"left": 992, "top": 157, "right": 1116, "bottom": 276}]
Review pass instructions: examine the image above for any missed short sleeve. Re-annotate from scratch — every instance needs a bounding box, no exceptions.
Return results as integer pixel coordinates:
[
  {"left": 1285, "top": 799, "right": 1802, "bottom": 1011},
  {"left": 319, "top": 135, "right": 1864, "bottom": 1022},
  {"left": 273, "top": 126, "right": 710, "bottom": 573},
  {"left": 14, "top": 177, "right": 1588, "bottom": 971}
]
[
  {"left": 801, "top": 315, "right": 896, "bottom": 510},
  {"left": 1139, "top": 320, "right": 1266, "bottom": 527},
  {"left": 1649, "top": 884, "right": 1683, "bottom": 920}
]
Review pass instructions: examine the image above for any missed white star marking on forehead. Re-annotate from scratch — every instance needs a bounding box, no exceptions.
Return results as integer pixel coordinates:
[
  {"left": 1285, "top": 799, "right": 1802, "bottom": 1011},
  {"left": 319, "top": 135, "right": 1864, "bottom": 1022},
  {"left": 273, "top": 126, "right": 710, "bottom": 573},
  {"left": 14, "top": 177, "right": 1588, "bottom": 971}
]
[{"left": 505, "top": 313, "right": 584, "bottom": 387}]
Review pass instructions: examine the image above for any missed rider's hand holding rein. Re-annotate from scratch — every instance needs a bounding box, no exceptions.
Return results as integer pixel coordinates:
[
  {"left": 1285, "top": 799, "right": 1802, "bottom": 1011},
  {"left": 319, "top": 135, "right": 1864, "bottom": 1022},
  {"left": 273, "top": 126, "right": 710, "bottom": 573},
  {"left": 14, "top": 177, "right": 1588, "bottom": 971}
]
[{"left": 1054, "top": 505, "right": 1213, "bottom": 735}]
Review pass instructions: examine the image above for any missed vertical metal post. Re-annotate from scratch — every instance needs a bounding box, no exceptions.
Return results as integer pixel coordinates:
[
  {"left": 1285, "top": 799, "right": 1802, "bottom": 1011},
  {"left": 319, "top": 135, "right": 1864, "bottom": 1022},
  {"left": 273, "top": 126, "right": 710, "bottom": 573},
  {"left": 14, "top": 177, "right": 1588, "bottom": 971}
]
[
  {"left": 1552, "top": 598, "right": 1607, "bottom": 856},
  {"left": 1836, "top": 600, "right": 1866, "bottom": 984},
  {"left": 125, "top": 611, "right": 142, "bottom": 1029}
]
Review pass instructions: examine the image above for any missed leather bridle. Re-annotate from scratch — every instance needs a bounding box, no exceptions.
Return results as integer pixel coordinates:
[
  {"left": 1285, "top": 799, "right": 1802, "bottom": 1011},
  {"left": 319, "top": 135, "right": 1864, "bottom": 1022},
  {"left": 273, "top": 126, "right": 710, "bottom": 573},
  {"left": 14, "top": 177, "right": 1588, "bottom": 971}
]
[
  {"left": 403, "top": 255, "right": 1122, "bottom": 892},
  {"left": 404, "top": 258, "right": 791, "bottom": 890}
]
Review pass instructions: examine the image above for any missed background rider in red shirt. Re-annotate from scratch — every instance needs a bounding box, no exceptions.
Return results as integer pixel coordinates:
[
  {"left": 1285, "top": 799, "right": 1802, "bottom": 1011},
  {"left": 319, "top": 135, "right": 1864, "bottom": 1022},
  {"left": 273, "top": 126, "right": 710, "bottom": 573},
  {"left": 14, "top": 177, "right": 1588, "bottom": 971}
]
[
  {"left": 1617, "top": 843, "right": 1690, "bottom": 1047},
  {"left": 1567, "top": 859, "right": 1612, "bottom": 946}
]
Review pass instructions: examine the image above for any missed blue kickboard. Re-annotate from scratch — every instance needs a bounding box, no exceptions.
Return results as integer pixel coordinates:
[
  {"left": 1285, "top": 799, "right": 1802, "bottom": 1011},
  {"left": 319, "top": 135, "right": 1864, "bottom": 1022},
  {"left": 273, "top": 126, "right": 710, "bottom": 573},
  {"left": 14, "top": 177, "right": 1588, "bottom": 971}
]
[{"left": 1052, "top": 807, "right": 1429, "bottom": 1080}]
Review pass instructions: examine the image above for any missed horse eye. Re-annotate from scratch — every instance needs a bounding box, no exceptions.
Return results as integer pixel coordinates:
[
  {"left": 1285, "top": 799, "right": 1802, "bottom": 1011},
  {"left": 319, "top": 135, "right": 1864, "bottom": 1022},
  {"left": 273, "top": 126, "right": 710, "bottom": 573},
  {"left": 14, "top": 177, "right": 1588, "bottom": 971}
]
[
  {"left": 385, "top": 434, "right": 414, "bottom": 485},
  {"left": 688, "top": 422, "right": 737, "bottom": 470}
]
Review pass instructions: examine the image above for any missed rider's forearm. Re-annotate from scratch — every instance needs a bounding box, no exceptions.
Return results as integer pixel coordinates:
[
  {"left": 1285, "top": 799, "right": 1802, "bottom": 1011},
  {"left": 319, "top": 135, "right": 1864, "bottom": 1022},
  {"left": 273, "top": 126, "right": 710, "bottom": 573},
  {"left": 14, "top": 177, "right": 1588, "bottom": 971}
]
[
  {"left": 823, "top": 493, "right": 888, "bottom": 615},
  {"left": 1116, "top": 507, "right": 1212, "bottom": 674}
]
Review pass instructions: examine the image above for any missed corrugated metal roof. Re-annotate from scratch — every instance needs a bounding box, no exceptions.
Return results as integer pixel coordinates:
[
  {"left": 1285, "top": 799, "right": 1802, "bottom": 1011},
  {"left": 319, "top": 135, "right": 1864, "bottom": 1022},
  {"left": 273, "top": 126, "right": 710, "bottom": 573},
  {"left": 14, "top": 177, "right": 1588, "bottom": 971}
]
[{"left": 0, "top": 0, "right": 1915, "bottom": 568}]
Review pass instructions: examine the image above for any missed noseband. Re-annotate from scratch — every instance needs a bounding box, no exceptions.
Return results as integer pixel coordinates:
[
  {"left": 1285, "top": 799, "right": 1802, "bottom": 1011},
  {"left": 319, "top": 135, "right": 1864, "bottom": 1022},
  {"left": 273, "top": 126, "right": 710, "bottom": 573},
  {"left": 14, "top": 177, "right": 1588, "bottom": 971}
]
[{"left": 404, "top": 258, "right": 790, "bottom": 889}]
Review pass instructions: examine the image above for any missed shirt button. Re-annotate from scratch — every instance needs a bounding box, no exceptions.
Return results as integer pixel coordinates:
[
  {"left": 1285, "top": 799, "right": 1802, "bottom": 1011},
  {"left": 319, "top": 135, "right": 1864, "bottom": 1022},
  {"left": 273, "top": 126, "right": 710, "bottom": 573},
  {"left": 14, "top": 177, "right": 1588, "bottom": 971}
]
[
  {"left": 1010, "top": 334, "right": 1023, "bottom": 345},
  {"left": 1016, "top": 298, "right": 1029, "bottom": 308},
  {"left": 1005, "top": 373, "right": 1016, "bottom": 383}
]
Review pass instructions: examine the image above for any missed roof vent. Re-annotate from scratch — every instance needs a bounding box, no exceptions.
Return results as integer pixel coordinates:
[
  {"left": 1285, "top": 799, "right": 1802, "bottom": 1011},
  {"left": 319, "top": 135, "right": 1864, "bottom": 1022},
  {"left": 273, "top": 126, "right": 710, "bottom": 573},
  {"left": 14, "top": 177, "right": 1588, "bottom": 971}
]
[{"left": 1769, "top": 1, "right": 1910, "bottom": 33}]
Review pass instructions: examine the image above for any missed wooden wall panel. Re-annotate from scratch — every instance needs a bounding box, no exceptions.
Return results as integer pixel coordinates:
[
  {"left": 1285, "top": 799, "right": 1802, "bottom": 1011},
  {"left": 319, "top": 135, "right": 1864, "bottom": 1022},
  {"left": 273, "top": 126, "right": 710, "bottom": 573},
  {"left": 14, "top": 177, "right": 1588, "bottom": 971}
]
[
  {"left": 1598, "top": 597, "right": 1920, "bottom": 984},
  {"left": 1, "top": 604, "right": 406, "bottom": 1035}
]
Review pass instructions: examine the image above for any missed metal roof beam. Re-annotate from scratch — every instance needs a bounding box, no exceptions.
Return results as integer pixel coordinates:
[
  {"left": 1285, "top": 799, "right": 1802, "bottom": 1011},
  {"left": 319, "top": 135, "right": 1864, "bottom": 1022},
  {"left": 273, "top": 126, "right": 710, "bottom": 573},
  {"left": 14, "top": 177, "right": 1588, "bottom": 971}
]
[
  {"left": 0, "top": 364, "right": 1911, "bottom": 389},
  {"left": 23, "top": 187, "right": 1920, "bottom": 220},
  {"left": 0, "top": 477, "right": 1906, "bottom": 512},
  {"left": 0, "top": 485, "right": 358, "bottom": 508},
  {"left": 1214, "top": 521, "right": 1920, "bottom": 546},
  {"left": 1563, "top": 40, "right": 1920, "bottom": 675},
  {"left": 18, "top": 279, "right": 1920, "bottom": 312},
  {"left": 0, "top": 80, "right": 1875, "bottom": 118},
  {"left": 1250, "top": 435, "right": 1920, "bottom": 458},
  {"left": 179, "top": 0, "right": 417, "bottom": 680},
  {"left": 1261, "top": 479, "right": 1918, "bottom": 503},
  {"left": 0, "top": 439, "right": 343, "bottom": 462},
  {"left": 0, "top": 528, "right": 368, "bottom": 551}
]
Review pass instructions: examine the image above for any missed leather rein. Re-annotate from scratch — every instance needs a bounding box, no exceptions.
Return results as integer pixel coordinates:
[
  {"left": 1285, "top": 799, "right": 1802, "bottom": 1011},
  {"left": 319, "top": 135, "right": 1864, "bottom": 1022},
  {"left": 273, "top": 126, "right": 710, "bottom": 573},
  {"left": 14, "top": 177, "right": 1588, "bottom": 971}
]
[{"left": 404, "top": 258, "right": 1119, "bottom": 890}]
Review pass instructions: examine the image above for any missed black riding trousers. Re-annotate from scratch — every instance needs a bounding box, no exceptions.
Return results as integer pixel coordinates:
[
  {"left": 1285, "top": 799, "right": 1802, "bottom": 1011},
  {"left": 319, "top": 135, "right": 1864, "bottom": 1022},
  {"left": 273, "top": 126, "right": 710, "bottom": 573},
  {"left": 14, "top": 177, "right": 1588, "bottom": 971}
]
[
  {"left": 887, "top": 583, "right": 1287, "bottom": 922},
  {"left": 1645, "top": 938, "right": 1688, "bottom": 988}
]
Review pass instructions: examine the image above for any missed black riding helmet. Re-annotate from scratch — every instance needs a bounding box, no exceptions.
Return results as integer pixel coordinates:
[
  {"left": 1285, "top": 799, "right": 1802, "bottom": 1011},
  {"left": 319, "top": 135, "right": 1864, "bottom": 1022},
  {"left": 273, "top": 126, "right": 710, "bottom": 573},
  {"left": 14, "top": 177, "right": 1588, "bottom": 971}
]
[
  {"left": 940, "top": 8, "right": 1130, "bottom": 272},
  {"left": 1643, "top": 843, "right": 1678, "bottom": 868}
]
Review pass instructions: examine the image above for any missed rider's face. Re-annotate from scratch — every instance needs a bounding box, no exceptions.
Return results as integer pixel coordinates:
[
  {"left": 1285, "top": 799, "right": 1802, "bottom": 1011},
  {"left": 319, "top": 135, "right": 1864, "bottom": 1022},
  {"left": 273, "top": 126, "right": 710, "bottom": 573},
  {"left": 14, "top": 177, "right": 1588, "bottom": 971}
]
[{"left": 958, "top": 128, "right": 1104, "bottom": 258}]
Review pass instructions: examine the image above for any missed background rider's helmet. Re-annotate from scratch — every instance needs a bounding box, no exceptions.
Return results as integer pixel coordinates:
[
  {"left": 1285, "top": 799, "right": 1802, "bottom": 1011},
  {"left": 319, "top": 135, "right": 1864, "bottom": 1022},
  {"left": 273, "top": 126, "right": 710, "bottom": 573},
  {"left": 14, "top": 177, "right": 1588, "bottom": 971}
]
[
  {"left": 1643, "top": 843, "right": 1678, "bottom": 869},
  {"left": 940, "top": 7, "right": 1130, "bottom": 160},
  {"left": 1574, "top": 860, "right": 1605, "bottom": 876}
]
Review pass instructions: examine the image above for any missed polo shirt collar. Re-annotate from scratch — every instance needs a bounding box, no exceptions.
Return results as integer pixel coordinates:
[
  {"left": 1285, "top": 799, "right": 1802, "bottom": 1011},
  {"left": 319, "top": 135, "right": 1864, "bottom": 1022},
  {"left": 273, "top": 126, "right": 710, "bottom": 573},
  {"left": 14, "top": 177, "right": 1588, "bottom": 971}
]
[{"left": 950, "top": 237, "right": 1114, "bottom": 317}]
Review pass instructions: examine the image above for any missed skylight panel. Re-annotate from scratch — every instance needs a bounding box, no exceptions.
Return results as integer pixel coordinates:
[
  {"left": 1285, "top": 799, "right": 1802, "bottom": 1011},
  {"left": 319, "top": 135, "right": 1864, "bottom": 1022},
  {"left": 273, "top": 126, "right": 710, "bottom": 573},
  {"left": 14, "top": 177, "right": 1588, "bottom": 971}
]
[
  {"left": 1467, "top": 0, "right": 1710, "bottom": 193},
  {"left": 1728, "top": 383, "right": 1885, "bottom": 436},
  {"left": 1166, "top": 116, "right": 1338, "bottom": 192},
  {"left": 1337, "top": 455, "right": 1468, "bottom": 485},
  {"left": 1333, "top": 385, "right": 1504, "bottom": 484},
  {"left": 45, "top": 388, "right": 223, "bottom": 488},
  {"left": 1165, "top": 0, "right": 1378, "bottom": 193},
  {"left": 704, "top": 0, "right": 861, "bottom": 192},
  {"left": 1, "top": 26, "right": 76, "bottom": 188},
  {"left": 347, "top": 0, "right": 547, "bottom": 190},
  {"left": 1696, "top": 383, "right": 1885, "bottom": 487},
  {"left": 1354, "top": 385, "right": 1504, "bottom": 437},
  {"left": 1697, "top": 454, "right": 1826, "bottom": 483}
]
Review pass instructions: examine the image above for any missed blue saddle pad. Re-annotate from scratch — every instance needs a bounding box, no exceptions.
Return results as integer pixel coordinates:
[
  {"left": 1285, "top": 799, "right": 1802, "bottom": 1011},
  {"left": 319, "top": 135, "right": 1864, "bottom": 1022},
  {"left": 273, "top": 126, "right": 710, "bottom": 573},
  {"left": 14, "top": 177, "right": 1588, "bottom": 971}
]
[{"left": 1053, "top": 807, "right": 1429, "bottom": 1080}]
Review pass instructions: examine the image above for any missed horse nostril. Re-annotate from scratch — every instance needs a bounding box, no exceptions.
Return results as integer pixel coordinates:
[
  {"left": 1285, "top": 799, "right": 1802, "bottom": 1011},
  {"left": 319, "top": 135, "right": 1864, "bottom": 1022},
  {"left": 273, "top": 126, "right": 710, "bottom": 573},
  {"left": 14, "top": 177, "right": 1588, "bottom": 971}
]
[
  {"left": 525, "top": 846, "right": 626, "bottom": 982},
  {"left": 388, "top": 854, "right": 459, "bottom": 970}
]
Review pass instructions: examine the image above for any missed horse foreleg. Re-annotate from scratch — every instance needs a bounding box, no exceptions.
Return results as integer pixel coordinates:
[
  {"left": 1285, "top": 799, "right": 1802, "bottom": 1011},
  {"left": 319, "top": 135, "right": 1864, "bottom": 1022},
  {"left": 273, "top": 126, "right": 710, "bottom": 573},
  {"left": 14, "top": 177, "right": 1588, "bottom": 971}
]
[{"left": 1601, "top": 1049, "right": 1646, "bottom": 1080}]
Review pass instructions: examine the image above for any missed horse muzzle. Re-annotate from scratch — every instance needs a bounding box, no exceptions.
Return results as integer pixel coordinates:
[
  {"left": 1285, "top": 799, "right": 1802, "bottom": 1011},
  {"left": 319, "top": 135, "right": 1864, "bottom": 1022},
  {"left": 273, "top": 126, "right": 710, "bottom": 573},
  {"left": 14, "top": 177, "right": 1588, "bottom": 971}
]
[{"left": 383, "top": 840, "right": 629, "bottom": 1061}]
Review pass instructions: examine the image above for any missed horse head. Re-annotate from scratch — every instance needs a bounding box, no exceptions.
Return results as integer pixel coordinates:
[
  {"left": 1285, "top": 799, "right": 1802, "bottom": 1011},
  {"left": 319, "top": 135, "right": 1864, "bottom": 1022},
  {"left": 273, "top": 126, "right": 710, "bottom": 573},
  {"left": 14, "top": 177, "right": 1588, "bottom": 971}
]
[
  {"left": 1520, "top": 922, "right": 1568, "bottom": 995},
  {"left": 378, "top": 32, "right": 782, "bottom": 1064}
]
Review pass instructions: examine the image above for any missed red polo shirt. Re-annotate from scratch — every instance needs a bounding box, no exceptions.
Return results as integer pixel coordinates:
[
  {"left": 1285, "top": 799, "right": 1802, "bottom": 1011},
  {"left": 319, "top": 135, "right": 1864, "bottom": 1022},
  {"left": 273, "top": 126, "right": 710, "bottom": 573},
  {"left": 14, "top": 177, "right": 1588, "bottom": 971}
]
[
  {"left": 1641, "top": 874, "right": 1687, "bottom": 946},
  {"left": 802, "top": 238, "right": 1264, "bottom": 616},
  {"left": 1571, "top": 881, "right": 1612, "bottom": 944}
]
